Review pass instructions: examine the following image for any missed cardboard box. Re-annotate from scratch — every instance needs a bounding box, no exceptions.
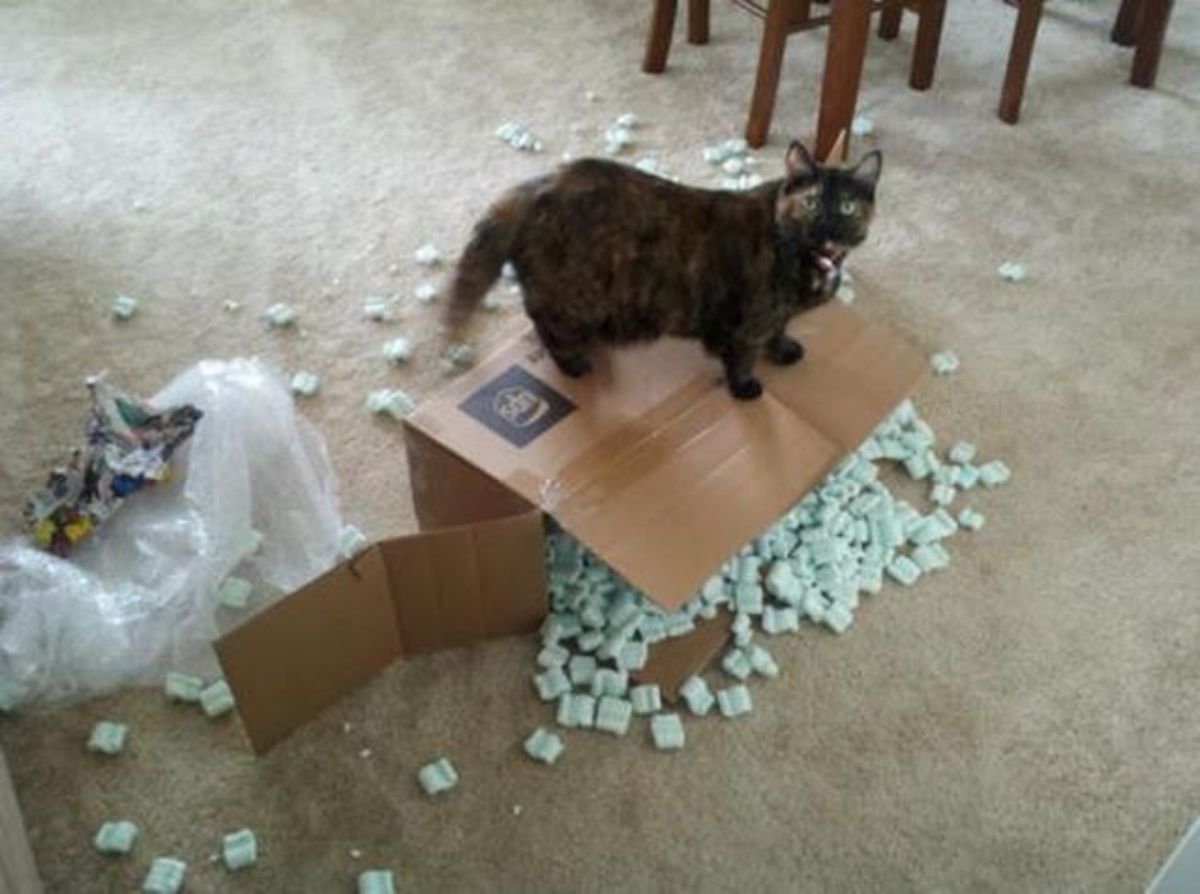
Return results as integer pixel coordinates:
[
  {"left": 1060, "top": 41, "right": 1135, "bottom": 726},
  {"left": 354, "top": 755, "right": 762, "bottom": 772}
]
[{"left": 217, "top": 301, "right": 923, "bottom": 753}]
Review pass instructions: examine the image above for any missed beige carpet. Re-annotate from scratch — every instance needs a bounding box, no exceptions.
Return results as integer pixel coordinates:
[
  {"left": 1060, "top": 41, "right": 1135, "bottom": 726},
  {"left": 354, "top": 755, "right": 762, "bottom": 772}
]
[{"left": 2, "top": 0, "right": 1199, "bottom": 890}]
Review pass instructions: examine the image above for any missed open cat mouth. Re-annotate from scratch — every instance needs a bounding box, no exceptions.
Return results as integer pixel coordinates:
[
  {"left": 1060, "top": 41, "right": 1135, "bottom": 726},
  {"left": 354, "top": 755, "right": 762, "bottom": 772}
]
[{"left": 813, "top": 245, "right": 847, "bottom": 273}]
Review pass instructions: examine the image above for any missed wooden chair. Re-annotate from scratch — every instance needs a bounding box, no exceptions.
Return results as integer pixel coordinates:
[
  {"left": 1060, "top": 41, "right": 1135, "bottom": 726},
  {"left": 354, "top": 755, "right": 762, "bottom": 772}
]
[
  {"left": 999, "top": 0, "right": 1176, "bottom": 124},
  {"left": 643, "top": 0, "right": 948, "bottom": 148}
]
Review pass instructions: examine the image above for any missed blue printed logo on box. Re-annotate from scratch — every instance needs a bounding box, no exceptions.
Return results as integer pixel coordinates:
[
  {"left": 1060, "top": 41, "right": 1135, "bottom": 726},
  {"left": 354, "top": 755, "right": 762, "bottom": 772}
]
[{"left": 458, "top": 366, "right": 576, "bottom": 447}]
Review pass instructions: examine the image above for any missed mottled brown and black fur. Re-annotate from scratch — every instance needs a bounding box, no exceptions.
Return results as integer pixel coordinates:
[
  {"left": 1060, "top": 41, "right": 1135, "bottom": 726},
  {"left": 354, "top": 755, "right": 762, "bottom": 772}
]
[{"left": 446, "top": 141, "right": 881, "bottom": 399}]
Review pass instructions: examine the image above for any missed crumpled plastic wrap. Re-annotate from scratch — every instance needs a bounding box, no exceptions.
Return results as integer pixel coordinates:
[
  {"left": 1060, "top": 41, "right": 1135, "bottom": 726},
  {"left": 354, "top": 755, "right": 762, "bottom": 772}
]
[{"left": 0, "top": 359, "right": 345, "bottom": 709}]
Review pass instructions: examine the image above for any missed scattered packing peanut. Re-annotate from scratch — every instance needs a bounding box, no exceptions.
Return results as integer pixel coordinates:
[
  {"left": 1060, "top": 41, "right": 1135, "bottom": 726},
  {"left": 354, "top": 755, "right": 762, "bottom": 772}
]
[
  {"left": 979, "top": 460, "right": 1012, "bottom": 487},
  {"left": 567, "top": 655, "right": 596, "bottom": 686},
  {"left": 441, "top": 343, "right": 477, "bottom": 374},
  {"left": 630, "top": 684, "right": 662, "bottom": 715},
  {"left": 717, "top": 685, "right": 753, "bottom": 718},
  {"left": 366, "top": 388, "right": 416, "bottom": 420},
  {"left": 339, "top": 524, "right": 369, "bottom": 558},
  {"left": 722, "top": 173, "right": 764, "bottom": 191},
  {"left": 998, "top": 261, "right": 1027, "bottom": 283},
  {"left": 363, "top": 296, "right": 392, "bottom": 321},
  {"left": 383, "top": 337, "right": 413, "bottom": 365},
  {"left": 747, "top": 644, "right": 779, "bottom": 678},
  {"left": 722, "top": 648, "right": 752, "bottom": 681},
  {"left": 218, "top": 576, "right": 253, "bottom": 610},
  {"left": 958, "top": 507, "right": 985, "bottom": 531},
  {"left": 496, "top": 121, "right": 543, "bottom": 153},
  {"left": 702, "top": 137, "right": 749, "bottom": 166},
  {"left": 762, "top": 605, "right": 800, "bottom": 635},
  {"left": 595, "top": 696, "right": 633, "bottom": 735},
  {"left": 417, "top": 758, "right": 458, "bottom": 796},
  {"left": 635, "top": 157, "right": 670, "bottom": 178},
  {"left": 263, "top": 303, "right": 297, "bottom": 327},
  {"left": 930, "top": 483, "right": 956, "bottom": 506},
  {"left": 604, "top": 114, "right": 638, "bottom": 155},
  {"left": 87, "top": 721, "right": 128, "bottom": 756},
  {"left": 931, "top": 351, "right": 960, "bottom": 375},
  {"left": 164, "top": 672, "right": 203, "bottom": 703},
  {"left": 651, "top": 713, "right": 685, "bottom": 751},
  {"left": 290, "top": 371, "right": 320, "bottom": 397},
  {"left": 887, "top": 555, "right": 922, "bottom": 586},
  {"left": 590, "top": 668, "right": 628, "bottom": 698},
  {"left": 534, "top": 667, "right": 571, "bottom": 701},
  {"left": 948, "top": 441, "right": 976, "bottom": 464},
  {"left": 222, "top": 828, "right": 257, "bottom": 871},
  {"left": 851, "top": 115, "right": 875, "bottom": 137},
  {"left": 358, "top": 870, "right": 397, "bottom": 894},
  {"left": 617, "top": 640, "right": 648, "bottom": 671},
  {"left": 680, "top": 676, "right": 715, "bottom": 716},
  {"left": 537, "top": 643, "right": 570, "bottom": 668},
  {"left": 414, "top": 283, "right": 438, "bottom": 303},
  {"left": 524, "top": 728, "right": 565, "bottom": 764},
  {"left": 245, "top": 528, "right": 264, "bottom": 556},
  {"left": 111, "top": 295, "right": 138, "bottom": 320},
  {"left": 722, "top": 157, "right": 746, "bottom": 176},
  {"left": 414, "top": 243, "right": 441, "bottom": 267},
  {"left": 199, "top": 680, "right": 235, "bottom": 718},
  {"left": 142, "top": 857, "right": 187, "bottom": 894},
  {"left": 556, "top": 693, "right": 596, "bottom": 729},
  {"left": 94, "top": 820, "right": 138, "bottom": 855}
]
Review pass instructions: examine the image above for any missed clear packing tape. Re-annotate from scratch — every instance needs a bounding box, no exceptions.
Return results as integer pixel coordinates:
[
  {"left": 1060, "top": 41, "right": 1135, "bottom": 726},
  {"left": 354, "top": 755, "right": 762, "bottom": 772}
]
[{"left": 0, "top": 359, "right": 345, "bottom": 709}]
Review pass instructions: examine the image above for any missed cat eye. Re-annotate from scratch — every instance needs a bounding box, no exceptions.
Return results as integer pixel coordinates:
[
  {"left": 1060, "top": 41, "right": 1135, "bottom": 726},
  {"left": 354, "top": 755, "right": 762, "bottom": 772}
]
[
  {"left": 801, "top": 194, "right": 819, "bottom": 209},
  {"left": 840, "top": 200, "right": 858, "bottom": 215}
]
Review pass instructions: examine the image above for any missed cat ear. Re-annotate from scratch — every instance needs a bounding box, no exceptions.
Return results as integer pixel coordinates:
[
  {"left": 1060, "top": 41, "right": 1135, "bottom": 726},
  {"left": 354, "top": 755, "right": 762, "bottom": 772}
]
[
  {"left": 785, "top": 141, "right": 818, "bottom": 180},
  {"left": 851, "top": 151, "right": 882, "bottom": 189}
]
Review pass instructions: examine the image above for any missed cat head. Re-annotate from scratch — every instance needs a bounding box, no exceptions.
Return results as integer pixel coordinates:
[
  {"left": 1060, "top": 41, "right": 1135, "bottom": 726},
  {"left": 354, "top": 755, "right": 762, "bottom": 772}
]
[{"left": 774, "top": 141, "right": 882, "bottom": 265}]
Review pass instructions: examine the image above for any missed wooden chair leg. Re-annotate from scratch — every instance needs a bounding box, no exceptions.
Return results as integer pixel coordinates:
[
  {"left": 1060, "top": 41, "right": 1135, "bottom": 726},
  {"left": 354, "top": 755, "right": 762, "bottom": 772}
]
[
  {"left": 814, "top": 0, "right": 872, "bottom": 160},
  {"left": 909, "top": 0, "right": 946, "bottom": 90},
  {"left": 998, "top": 0, "right": 1044, "bottom": 124},
  {"left": 1130, "top": 0, "right": 1172, "bottom": 87},
  {"left": 643, "top": 0, "right": 679, "bottom": 73},
  {"left": 1111, "top": 0, "right": 1142, "bottom": 46},
  {"left": 745, "top": 0, "right": 794, "bottom": 148},
  {"left": 687, "top": 0, "right": 710, "bottom": 44},
  {"left": 879, "top": 1, "right": 903, "bottom": 40}
]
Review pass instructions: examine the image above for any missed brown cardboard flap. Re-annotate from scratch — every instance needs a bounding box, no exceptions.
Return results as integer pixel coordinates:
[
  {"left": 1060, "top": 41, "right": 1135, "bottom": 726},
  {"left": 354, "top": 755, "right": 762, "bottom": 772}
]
[
  {"left": 216, "top": 512, "right": 547, "bottom": 753},
  {"left": 407, "top": 302, "right": 923, "bottom": 611},
  {"left": 376, "top": 510, "right": 547, "bottom": 655},
  {"left": 214, "top": 547, "right": 403, "bottom": 754},
  {"left": 633, "top": 614, "right": 731, "bottom": 698},
  {"left": 764, "top": 308, "right": 928, "bottom": 452},
  {"left": 553, "top": 389, "right": 839, "bottom": 604}
]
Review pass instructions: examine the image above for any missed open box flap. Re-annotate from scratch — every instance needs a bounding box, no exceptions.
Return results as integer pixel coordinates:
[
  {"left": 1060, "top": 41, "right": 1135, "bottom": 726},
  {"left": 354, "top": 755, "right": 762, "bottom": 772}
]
[
  {"left": 375, "top": 510, "right": 547, "bottom": 655},
  {"left": 215, "top": 511, "right": 547, "bottom": 753},
  {"left": 214, "top": 546, "right": 402, "bottom": 754},
  {"left": 406, "top": 302, "right": 925, "bottom": 612}
]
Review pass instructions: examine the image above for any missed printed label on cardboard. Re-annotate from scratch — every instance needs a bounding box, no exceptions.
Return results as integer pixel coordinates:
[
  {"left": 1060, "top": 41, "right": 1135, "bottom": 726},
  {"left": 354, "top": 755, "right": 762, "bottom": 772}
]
[{"left": 458, "top": 365, "right": 576, "bottom": 447}]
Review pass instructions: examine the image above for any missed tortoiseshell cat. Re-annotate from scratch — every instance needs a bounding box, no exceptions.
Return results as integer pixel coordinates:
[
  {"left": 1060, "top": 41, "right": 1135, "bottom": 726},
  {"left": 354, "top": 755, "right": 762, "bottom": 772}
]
[{"left": 447, "top": 140, "right": 881, "bottom": 399}]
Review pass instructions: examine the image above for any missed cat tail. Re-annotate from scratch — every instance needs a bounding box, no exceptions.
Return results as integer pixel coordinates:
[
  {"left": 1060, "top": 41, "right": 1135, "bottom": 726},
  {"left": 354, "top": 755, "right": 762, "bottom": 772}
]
[{"left": 444, "top": 186, "right": 531, "bottom": 334}]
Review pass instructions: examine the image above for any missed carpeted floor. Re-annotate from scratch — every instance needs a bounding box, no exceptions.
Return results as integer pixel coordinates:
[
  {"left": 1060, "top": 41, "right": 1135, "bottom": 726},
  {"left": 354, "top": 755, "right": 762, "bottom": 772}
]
[{"left": 1, "top": 0, "right": 1199, "bottom": 890}]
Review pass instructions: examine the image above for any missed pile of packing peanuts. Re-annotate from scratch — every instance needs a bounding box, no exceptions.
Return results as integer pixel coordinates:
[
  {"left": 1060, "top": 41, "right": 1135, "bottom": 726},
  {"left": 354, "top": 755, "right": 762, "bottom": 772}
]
[{"left": 524, "top": 395, "right": 1011, "bottom": 759}]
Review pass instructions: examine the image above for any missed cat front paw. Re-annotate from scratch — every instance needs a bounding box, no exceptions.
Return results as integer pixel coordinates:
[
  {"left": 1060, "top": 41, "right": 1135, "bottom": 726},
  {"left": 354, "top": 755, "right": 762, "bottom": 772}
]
[
  {"left": 728, "top": 376, "right": 764, "bottom": 401},
  {"left": 768, "top": 336, "right": 805, "bottom": 366}
]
